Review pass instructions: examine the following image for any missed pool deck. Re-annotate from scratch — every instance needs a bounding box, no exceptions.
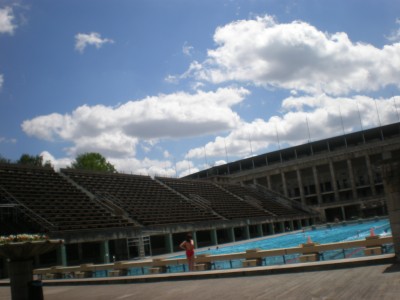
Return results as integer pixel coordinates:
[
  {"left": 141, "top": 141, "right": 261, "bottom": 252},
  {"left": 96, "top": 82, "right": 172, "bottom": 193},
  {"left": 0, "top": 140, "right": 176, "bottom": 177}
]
[{"left": 1, "top": 254, "right": 399, "bottom": 299}]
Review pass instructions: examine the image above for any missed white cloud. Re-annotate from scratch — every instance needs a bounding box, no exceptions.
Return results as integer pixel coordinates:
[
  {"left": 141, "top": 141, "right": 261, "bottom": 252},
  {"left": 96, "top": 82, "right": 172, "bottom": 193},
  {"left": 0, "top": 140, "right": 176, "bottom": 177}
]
[
  {"left": 40, "top": 151, "right": 71, "bottom": 171},
  {"left": 110, "top": 157, "right": 176, "bottom": 177},
  {"left": 21, "top": 87, "right": 248, "bottom": 158},
  {"left": 184, "top": 15, "right": 400, "bottom": 95},
  {"left": 163, "top": 150, "right": 170, "bottom": 158},
  {"left": 186, "top": 94, "right": 400, "bottom": 159},
  {"left": 75, "top": 32, "right": 114, "bottom": 53},
  {"left": 0, "top": 136, "right": 16, "bottom": 144},
  {"left": 165, "top": 60, "right": 203, "bottom": 84},
  {"left": 182, "top": 42, "right": 194, "bottom": 56},
  {"left": 0, "top": 7, "right": 16, "bottom": 35},
  {"left": 0, "top": 74, "right": 3, "bottom": 89},
  {"left": 386, "top": 19, "right": 400, "bottom": 42}
]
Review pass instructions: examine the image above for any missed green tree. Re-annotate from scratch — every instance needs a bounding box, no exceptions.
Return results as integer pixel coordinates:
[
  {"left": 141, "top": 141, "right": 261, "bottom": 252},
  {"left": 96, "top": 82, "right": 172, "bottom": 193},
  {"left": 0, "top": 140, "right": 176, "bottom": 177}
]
[
  {"left": 0, "top": 155, "right": 11, "bottom": 164},
  {"left": 17, "top": 154, "right": 52, "bottom": 168},
  {"left": 69, "top": 152, "right": 117, "bottom": 173}
]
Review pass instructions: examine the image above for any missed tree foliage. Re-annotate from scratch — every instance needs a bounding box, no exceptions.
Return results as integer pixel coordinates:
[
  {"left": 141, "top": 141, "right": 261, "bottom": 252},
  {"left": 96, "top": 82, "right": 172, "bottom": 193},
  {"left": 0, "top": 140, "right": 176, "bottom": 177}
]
[
  {"left": 16, "top": 154, "right": 52, "bottom": 168},
  {"left": 69, "top": 152, "right": 117, "bottom": 173},
  {"left": 0, "top": 155, "right": 11, "bottom": 164}
]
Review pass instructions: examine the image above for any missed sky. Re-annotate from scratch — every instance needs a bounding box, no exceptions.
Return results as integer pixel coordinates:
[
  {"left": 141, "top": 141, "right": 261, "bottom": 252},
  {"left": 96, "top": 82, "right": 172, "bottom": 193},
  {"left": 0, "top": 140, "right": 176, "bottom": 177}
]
[{"left": 1, "top": 0, "right": 400, "bottom": 177}]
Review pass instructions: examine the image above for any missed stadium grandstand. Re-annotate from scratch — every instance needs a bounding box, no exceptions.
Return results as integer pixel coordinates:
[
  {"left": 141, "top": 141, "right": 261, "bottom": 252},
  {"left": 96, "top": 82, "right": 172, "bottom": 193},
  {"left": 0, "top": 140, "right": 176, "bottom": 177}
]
[
  {"left": 185, "top": 122, "right": 400, "bottom": 223},
  {"left": 0, "top": 162, "right": 314, "bottom": 275},
  {"left": 1, "top": 122, "right": 397, "bottom": 277}
]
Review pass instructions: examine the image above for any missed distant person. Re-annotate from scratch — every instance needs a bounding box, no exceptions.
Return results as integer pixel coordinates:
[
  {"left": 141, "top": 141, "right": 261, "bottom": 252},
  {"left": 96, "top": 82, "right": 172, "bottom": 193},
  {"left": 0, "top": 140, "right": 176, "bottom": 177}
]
[{"left": 180, "top": 233, "right": 195, "bottom": 271}]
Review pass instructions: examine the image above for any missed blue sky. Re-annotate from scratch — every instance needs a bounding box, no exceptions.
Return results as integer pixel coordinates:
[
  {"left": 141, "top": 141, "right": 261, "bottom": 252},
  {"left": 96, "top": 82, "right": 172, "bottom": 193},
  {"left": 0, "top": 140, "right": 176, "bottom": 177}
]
[{"left": 1, "top": 0, "right": 400, "bottom": 176}]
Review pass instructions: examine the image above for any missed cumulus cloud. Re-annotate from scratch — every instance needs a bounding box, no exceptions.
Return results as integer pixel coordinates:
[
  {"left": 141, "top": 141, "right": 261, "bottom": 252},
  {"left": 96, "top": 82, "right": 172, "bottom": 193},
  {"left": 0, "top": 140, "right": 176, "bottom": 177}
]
[
  {"left": 21, "top": 87, "right": 248, "bottom": 158},
  {"left": 183, "top": 15, "right": 400, "bottom": 95},
  {"left": 186, "top": 95, "right": 400, "bottom": 159},
  {"left": 75, "top": 32, "right": 114, "bottom": 53},
  {"left": 0, "top": 6, "right": 16, "bottom": 35},
  {"left": 110, "top": 156, "right": 177, "bottom": 177},
  {"left": 40, "top": 151, "right": 72, "bottom": 171}
]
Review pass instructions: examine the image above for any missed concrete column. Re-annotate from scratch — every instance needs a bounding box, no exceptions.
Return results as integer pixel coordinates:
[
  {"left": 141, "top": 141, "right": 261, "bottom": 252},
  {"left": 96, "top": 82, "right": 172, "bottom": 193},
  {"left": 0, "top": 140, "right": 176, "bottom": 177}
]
[
  {"left": 192, "top": 232, "right": 198, "bottom": 249},
  {"left": 210, "top": 229, "right": 218, "bottom": 245},
  {"left": 365, "top": 155, "right": 376, "bottom": 195},
  {"left": 346, "top": 159, "right": 357, "bottom": 200},
  {"left": 256, "top": 224, "right": 263, "bottom": 237},
  {"left": 268, "top": 223, "right": 275, "bottom": 235},
  {"left": 296, "top": 219, "right": 302, "bottom": 230},
  {"left": 279, "top": 222, "right": 285, "bottom": 233},
  {"left": 296, "top": 168, "right": 306, "bottom": 205},
  {"left": 289, "top": 220, "right": 294, "bottom": 231},
  {"left": 329, "top": 161, "right": 339, "bottom": 201},
  {"left": 244, "top": 226, "right": 250, "bottom": 240},
  {"left": 341, "top": 206, "right": 346, "bottom": 220},
  {"left": 267, "top": 175, "right": 272, "bottom": 190},
  {"left": 78, "top": 243, "right": 83, "bottom": 261},
  {"left": 281, "top": 171, "right": 289, "bottom": 197},
  {"left": 57, "top": 244, "right": 67, "bottom": 266},
  {"left": 381, "top": 156, "right": 400, "bottom": 261},
  {"left": 114, "top": 239, "right": 128, "bottom": 261},
  {"left": 228, "top": 227, "right": 235, "bottom": 243},
  {"left": 313, "top": 166, "right": 322, "bottom": 204},
  {"left": 165, "top": 233, "right": 174, "bottom": 253},
  {"left": 312, "top": 217, "right": 317, "bottom": 225},
  {"left": 100, "top": 241, "right": 110, "bottom": 263}
]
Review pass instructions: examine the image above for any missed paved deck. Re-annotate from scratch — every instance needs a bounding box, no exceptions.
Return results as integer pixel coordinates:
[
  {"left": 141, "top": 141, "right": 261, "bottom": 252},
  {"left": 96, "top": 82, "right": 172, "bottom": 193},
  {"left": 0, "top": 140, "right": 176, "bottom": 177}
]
[{"left": 0, "top": 255, "right": 399, "bottom": 299}]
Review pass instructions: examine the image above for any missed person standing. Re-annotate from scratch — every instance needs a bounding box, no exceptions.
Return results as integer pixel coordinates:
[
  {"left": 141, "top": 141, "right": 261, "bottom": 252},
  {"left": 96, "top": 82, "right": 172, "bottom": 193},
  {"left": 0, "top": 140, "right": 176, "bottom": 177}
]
[{"left": 180, "top": 233, "right": 195, "bottom": 271}]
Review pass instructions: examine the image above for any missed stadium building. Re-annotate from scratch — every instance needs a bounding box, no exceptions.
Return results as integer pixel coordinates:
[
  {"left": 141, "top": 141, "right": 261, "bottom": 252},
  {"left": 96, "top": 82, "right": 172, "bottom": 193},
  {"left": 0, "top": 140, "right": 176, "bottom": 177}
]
[
  {"left": 1, "top": 122, "right": 398, "bottom": 276},
  {"left": 185, "top": 122, "right": 400, "bottom": 223}
]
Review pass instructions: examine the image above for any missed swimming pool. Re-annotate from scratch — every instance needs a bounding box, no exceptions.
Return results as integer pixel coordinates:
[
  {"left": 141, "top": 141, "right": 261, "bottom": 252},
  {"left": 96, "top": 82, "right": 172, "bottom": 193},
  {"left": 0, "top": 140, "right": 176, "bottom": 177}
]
[
  {"left": 91, "top": 218, "right": 392, "bottom": 277},
  {"left": 165, "top": 218, "right": 392, "bottom": 273},
  {"left": 198, "top": 218, "right": 391, "bottom": 255}
]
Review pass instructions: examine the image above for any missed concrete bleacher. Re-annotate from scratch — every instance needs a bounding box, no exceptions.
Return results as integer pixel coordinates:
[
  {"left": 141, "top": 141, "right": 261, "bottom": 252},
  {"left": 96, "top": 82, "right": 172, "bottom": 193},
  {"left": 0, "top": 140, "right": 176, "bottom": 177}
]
[
  {"left": 1, "top": 164, "right": 309, "bottom": 235},
  {"left": 218, "top": 183, "right": 305, "bottom": 217},
  {"left": 61, "top": 169, "right": 222, "bottom": 226},
  {"left": 0, "top": 164, "right": 136, "bottom": 233},
  {"left": 157, "top": 177, "right": 278, "bottom": 220}
]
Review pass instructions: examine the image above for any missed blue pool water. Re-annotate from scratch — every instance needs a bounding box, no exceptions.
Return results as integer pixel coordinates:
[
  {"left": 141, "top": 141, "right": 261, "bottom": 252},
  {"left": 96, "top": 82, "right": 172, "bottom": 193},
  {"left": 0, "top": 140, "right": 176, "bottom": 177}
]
[
  {"left": 90, "top": 218, "right": 392, "bottom": 277},
  {"left": 164, "top": 218, "right": 393, "bottom": 273},
  {"left": 198, "top": 218, "right": 391, "bottom": 256}
]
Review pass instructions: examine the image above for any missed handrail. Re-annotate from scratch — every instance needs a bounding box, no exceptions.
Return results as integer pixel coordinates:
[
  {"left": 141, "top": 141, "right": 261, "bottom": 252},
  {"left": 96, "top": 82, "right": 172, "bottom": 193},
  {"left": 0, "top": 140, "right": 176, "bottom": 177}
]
[
  {"left": 0, "top": 185, "right": 58, "bottom": 232},
  {"left": 34, "top": 235, "right": 393, "bottom": 276}
]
